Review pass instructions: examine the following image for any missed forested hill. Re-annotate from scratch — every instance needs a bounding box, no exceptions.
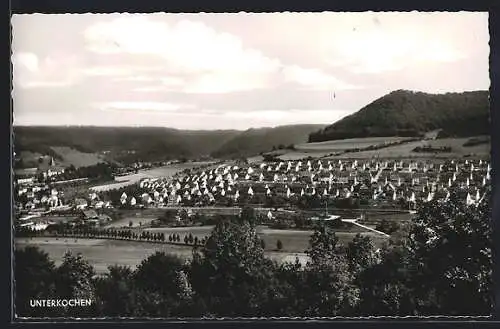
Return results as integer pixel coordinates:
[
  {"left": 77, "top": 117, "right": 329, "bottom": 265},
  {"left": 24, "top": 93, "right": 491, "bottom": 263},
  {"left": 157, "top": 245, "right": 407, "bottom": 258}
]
[
  {"left": 210, "top": 124, "right": 326, "bottom": 158},
  {"left": 13, "top": 126, "right": 240, "bottom": 163},
  {"left": 308, "top": 90, "right": 490, "bottom": 142},
  {"left": 13, "top": 124, "right": 324, "bottom": 162}
]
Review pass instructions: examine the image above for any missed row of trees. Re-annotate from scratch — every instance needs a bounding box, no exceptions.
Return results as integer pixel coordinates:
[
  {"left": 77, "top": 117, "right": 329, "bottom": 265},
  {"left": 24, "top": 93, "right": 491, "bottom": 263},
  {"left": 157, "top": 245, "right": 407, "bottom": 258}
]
[
  {"left": 15, "top": 190, "right": 492, "bottom": 318},
  {"left": 16, "top": 225, "right": 208, "bottom": 247}
]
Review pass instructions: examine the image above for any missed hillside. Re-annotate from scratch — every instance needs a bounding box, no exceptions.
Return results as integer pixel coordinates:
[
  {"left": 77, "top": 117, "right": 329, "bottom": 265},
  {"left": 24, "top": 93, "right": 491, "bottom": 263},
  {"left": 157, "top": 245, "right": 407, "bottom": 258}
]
[
  {"left": 13, "top": 124, "right": 324, "bottom": 164},
  {"left": 308, "top": 90, "right": 490, "bottom": 142},
  {"left": 211, "top": 124, "right": 326, "bottom": 159},
  {"left": 13, "top": 126, "right": 240, "bottom": 164}
]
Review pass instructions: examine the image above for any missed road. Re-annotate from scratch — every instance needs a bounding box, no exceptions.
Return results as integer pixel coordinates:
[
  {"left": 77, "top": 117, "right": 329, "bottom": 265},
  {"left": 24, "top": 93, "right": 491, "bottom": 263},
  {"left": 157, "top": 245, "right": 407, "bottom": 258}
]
[{"left": 341, "top": 218, "right": 390, "bottom": 238}]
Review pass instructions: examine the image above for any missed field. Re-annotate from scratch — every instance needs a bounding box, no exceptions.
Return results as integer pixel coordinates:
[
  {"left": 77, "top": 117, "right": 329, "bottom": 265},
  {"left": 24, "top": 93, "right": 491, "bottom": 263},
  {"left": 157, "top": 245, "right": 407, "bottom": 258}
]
[
  {"left": 15, "top": 238, "right": 193, "bottom": 275},
  {"left": 247, "top": 155, "right": 264, "bottom": 164},
  {"left": 277, "top": 151, "right": 332, "bottom": 161},
  {"left": 15, "top": 223, "right": 389, "bottom": 274},
  {"left": 332, "top": 137, "right": 490, "bottom": 159},
  {"left": 90, "top": 161, "right": 216, "bottom": 192},
  {"left": 256, "top": 227, "right": 388, "bottom": 253},
  {"left": 15, "top": 237, "right": 309, "bottom": 275},
  {"left": 269, "top": 136, "right": 489, "bottom": 161},
  {"left": 295, "top": 137, "right": 412, "bottom": 152},
  {"left": 268, "top": 136, "right": 490, "bottom": 161},
  {"left": 51, "top": 146, "right": 106, "bottom": 168},
  {"left": 361, "top": 211, "right": 413, "bottom": 225},
  {"left": 15, "top": 151, "right": 46, "bottom": 168}
]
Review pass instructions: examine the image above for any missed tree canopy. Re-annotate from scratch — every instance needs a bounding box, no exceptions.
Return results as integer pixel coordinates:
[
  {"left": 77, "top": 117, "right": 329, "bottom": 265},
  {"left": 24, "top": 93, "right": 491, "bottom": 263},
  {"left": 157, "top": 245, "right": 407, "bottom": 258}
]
[{"left": 309, "top": 90, "right": 489, "bottom": 142}]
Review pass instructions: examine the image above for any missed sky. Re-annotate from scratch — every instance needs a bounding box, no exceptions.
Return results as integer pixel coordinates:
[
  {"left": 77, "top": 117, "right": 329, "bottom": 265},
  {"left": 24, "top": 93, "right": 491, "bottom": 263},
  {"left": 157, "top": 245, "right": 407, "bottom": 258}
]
[{"left": 11, "top": 12, "right": 490, "bottom": 130}]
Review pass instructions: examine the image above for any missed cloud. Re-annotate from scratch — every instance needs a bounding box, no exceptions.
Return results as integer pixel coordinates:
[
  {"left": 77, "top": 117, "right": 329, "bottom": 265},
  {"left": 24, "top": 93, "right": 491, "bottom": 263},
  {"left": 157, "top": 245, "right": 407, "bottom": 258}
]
[
  {"left": 183, "top": 71, "right": 273, "bottom": 94},
  {"left": 13, "top": 15, "right": 358, "bottom": 94},
  {"left": 93, "top": 101, "right": 195, "bottom": 112},
  {"left": 132, "top": 86, "right": 167, "bottom": 92},
  {"left": 11, "top": 12, "right": 488, "bottom": 129},
  {"left": 283, "top": 65, "right": 358, "bottom": 90},
  {"left": 83, "top": 17, "right": 282, "bottom": 93},
  {"left": 414, "top": 39, "right": 465, "bottom": 63},
  {"left": 113, "top": 76, "right": 158, "bottom": 82},
  {"left": 82, "top": 66, "right": 136, "bottom": 77},
  {"left": 131, "top": 77, "right": 186, "bottom": 93},
  {"left": 13, "top": 52, "right": 39, "bottom": 72},
  {"left": 84, "top": 17, "right": 280, "bottom": 73},
  {"left": 83, "top": 16, "right": 355, "bottom": 94},
  {"left": 12, "top": 52, "right": 79, "bottom": 88},
  {"left": 325, "top": 19, "right": 467, "bottom": 74},
  {"left": 223, "top": 108, "right": 354, "bottom": 123}
]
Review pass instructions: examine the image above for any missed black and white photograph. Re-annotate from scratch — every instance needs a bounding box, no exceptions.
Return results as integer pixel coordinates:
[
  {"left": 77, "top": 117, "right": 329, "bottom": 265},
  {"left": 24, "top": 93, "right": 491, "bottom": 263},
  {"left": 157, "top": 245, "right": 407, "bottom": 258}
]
[{"left": 11, "top": 12, "right": 492, "bottom": 319}]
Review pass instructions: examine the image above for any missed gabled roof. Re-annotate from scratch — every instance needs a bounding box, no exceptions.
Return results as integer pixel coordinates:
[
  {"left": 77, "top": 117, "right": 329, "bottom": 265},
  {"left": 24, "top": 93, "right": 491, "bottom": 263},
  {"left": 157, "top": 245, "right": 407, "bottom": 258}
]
[
  {"left": 82, "top": 209, "right": 98, "bottom": 218},
  {"left": 75, "top": 198, "right": 88, "bottom": 205}
]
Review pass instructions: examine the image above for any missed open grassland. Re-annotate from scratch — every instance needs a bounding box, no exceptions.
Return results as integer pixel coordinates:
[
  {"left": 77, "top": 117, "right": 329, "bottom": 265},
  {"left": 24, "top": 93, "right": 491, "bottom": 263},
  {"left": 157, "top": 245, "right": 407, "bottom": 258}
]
[
  {"left": 426, "top": 138, "right": 490, "bottom": 154},
  {"left": 16, "top": 237, "right": 313, "bottom": 274},
  {"left": 16, "top": 151, "right": 46, "bottom": 168},
  {"left": 16, "top": 223, "right": 390, "bottom": 274},
  {"left": 277, "top": 151, "right": 333, "bottom": 161},
  {"left": 274, "top": 136, "right": 489, "bottom": 161},
  {"left": 256, "top": 227, "right": 387, "bottom": 253},
  {"left": 16, "top": 229, "right": 387, "bottom": 275},
  {"left": 295, "top": 137, "right": 412, "bottom": 152},
  {"left": 51, "top": 146, "right": 106, "bottom": 168},
  {"left": 361, "top": 211, "right": 414, "bottom": 225},
  {"left": 247, "top": 155, "right": 264, "bottom": 163},
  {"left": 15, "top": 238, "right": 193, "bottom": 275},
  {"left": 327, "top": 137, "right": 490, "bottom": 160}
]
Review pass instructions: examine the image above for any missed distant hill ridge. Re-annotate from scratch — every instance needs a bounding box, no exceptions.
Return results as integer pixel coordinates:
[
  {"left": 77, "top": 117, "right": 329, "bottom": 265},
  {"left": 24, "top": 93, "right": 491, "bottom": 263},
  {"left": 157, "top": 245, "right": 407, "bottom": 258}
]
[
  {"left": 13, "top": 124, "right": 324, "bottom": 162},
  {"left": 211, "top": 124, "right": 325, "bottom": 158},
  {"left": 308, "top": 89, "right": 490, "bottom": 142}
]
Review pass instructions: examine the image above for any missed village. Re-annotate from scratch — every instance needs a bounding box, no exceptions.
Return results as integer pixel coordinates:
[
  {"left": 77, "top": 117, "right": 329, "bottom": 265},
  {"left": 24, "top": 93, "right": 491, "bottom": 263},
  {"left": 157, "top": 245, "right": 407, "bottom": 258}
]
[
  {"left": 14, "top": 154, "right": 492, "bottom": 243},
  {"left": 11, "top": 11, "right": 493, "bottom": 318}
]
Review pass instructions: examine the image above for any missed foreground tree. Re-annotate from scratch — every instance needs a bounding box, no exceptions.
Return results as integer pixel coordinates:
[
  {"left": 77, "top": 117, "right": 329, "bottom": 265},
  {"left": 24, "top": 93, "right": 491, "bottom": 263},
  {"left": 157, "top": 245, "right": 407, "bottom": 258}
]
[
  {"left": 189, "top": 215, "right": 275, "bottom": 316},
  {"left": 94, "top": 265, "right": 135, "bottom": 316},
  {"left": 268, "top": 259, "right": 308, "bottom": 316},
  {"left": 132, "top": 251, "right": 189, "bottom": 317},
  {"left": 405, "top": 192, "right": 493, "bottom": 315},
  {"left": 15, "top": 247, "right": 57, "bottom": 317},
  {"left": 345, "top": 233, "right": 379, "bottom": 275},
  {"left": 355, "top": 242, "right": 416, "bottom": 316},
  {"left": 55, "top": 251, "right": 97, "bottom": 317},
  {"left": 356, "top": 190, "right": 493, "bottom": 316},
  {"left": 239, "top": 206, "right": 256, "bottom": 225},
  {"left": 303, "top": 223, "right": 359, "bottom": 316}
]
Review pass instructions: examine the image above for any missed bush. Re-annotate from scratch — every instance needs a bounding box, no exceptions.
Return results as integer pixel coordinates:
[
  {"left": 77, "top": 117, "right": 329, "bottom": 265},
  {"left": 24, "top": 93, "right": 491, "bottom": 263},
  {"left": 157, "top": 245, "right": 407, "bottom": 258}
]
[{"left": 276, "top": 239, "right": 283, "bottom": 251}]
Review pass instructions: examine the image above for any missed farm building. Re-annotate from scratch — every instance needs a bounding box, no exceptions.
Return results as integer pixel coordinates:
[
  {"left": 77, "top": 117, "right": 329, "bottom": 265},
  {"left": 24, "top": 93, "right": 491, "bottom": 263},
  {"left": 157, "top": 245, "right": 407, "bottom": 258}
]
[
  {"left": 14, "top": 168, "right": 38, "bottom": 178},
  {"left": 75, "top": 198, "right": 89, "bottom": 210},
  {"left": 81, "top": 209, "right": 99, "bottom": 220},
  {"left": 80, "top": 209, "right": 112, "bottom": 224},
  {"left": 17, "top": 177, "right": 35, "bottom": 185}
]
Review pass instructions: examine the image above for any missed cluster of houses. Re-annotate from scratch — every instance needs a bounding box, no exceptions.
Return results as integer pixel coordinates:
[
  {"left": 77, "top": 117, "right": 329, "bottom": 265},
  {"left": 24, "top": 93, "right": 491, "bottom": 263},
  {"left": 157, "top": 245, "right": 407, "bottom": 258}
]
[
  {"left": 15, "top": 183, "right": 114, "bottom": 232},
  {"left": 109, "top": 158, "right": 492, "bottom": 211},
  {"left": 16, "top": 184, "right": 69, "bottom": 212},
  {"left": 16, "top": 183, "right": 114, "bottom": 211},
  {"left": 15, "top": 156, "right": 66, "bottom": 183}
]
